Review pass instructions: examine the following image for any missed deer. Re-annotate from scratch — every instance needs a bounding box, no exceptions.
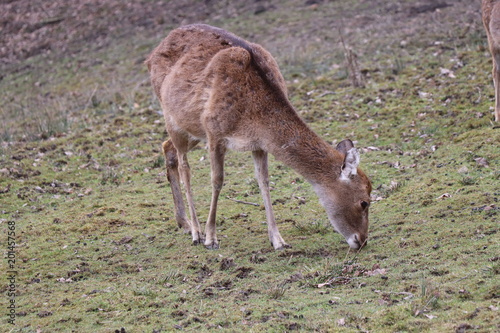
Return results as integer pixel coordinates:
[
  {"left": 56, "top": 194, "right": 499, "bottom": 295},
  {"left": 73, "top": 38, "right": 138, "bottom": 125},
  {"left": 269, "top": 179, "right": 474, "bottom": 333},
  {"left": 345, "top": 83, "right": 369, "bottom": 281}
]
[
  {"left": 145, "top": 24, "right": 372, "bottom": 251},
  {"left": 482, "top": 0, "right": 500, "bottom": 121}
]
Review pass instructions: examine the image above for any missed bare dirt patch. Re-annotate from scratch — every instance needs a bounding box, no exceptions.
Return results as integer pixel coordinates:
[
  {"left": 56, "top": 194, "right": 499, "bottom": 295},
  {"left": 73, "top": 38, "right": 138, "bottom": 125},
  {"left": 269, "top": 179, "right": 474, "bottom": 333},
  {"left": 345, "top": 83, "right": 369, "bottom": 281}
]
[{"left": 0, "top": 0, "right": 214, "bottom": 73}]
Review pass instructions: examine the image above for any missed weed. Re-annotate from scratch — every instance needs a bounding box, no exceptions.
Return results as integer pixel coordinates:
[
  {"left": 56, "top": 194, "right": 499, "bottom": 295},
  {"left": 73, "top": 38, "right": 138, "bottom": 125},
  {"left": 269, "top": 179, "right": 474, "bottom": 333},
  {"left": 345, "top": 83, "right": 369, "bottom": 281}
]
[
  {"left": 379, "top": 180, "right": 406, "bottom": 198},
  {"left": 291, "top": 218, "right": 330, "bottom": 235},
  {"left": 245, "top": 178, "right": 260, "bottom": 195},
  {"left": 133, "top": 287, "right": 157, "bottom": 298},
  {"left": 100, "top": 167, "right": 122, "bottom": 185},
  {"left": 391, "top": 56, "right": 406, "bottom": 75},
  {"left": 162, "top": 270, "right": 183, "bottom": 284},
  {"left": 300, "top": 259, "right": 348, "bottom": 288},
  {"left": 340, "top": 33, "right": 365, "bottom": 88},
  {"left": 151, "top": 154, "right": 165, "bottom": 169},
  {"left": 409, "top": 276, "right": 440, "bottom": 317},
  {"left": 268, "top": 281, "right": 289, "bottom": 300},
  {"left": 459, "top": 175, "right": 479, "bottom": 186},
  {"left": 0, "top": 123, "right": 13, "bottom": 142}
]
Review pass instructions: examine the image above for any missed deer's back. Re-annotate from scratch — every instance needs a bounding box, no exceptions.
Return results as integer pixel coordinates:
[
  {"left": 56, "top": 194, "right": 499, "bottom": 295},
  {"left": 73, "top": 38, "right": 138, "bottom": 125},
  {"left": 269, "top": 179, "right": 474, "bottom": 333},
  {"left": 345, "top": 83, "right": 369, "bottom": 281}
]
[
  {"left": 483, "top": 1, "right": 500, "bottom": 47},
  {"left": 146, "top": 24, "right": 291, "bottom": 142},
  {"left": 147, "top": 24, "right": 288, "bottom": 99}
]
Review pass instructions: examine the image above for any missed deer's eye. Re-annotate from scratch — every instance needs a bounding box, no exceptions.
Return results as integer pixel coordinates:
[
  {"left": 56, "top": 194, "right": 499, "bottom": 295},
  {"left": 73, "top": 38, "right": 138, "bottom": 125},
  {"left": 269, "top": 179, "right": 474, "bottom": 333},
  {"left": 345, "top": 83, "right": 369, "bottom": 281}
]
[{"left": 361, "top": 201, "right": 369, "bottom": 209}]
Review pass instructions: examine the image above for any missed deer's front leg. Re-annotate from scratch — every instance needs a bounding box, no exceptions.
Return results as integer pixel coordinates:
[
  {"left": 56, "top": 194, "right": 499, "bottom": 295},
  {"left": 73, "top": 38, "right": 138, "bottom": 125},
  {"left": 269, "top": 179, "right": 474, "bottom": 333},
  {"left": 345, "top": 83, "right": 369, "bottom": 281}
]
[
  {"left": 252, "top": 150, "right": 291, "bottom": 250},
  {"left": 204, "top": 142, "right": 226, "bottom": 249}
]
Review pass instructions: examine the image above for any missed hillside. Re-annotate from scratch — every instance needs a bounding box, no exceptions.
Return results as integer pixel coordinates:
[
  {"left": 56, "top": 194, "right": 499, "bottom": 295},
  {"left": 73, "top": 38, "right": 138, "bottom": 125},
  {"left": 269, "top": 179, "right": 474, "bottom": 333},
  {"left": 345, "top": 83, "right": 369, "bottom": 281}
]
[{"left": 1, "top": 0, "right": 498, "bottom": 332}]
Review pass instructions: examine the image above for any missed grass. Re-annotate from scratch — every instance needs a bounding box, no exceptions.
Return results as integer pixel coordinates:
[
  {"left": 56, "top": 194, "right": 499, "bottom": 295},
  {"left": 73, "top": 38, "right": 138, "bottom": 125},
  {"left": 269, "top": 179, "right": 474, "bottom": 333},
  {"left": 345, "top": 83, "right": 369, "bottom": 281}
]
[{"left": 1, "top": 0, "right": 499, "bottom": 332}]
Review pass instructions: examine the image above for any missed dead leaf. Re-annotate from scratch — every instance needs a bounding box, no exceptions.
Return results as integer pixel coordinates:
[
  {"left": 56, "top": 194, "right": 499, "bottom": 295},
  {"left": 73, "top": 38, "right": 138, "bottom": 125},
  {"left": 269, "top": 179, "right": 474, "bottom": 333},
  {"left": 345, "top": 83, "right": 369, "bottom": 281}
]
[
  {"left": 378, "top": 299, "right": 389, "bottom": 305},
  {"left": 0, "top": 184, "right": 11, "bottom": 194},
  {"left": 482, "top": 205, "right": 496, "bottom": 211},
  {"left": 56, "top": 278, "right": 73, "bottom": 283},
  {"left": 343, "top": 264, "right": 356, "bottom": 274},
  {"left": 418, "top": 91, "right": 430, "bottom": 99},
  {"left": 364, "top": 268, "right": 387, "bottom": 276},
  {"left": 337, "top": 318, "right": 345, "bottom": 326},
  {"left": 115, "top": 236, "right": 133, "bottom": 245},
  {"left": 474, "top": 157, "right": 489, "bottom": 168},
  {"left": 34, "top": 186, "right": 45, "bottom": 193},
  {"left": 439, "top": 67, "right": 456, "bottom": 78}
]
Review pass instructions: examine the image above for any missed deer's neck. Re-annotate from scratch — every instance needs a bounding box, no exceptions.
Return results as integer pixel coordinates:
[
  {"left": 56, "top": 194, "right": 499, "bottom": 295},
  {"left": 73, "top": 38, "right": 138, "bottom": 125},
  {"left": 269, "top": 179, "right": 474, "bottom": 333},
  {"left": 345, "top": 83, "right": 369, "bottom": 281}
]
[{"left": 263, "top": 112, "right": 342, "bottom": 183}]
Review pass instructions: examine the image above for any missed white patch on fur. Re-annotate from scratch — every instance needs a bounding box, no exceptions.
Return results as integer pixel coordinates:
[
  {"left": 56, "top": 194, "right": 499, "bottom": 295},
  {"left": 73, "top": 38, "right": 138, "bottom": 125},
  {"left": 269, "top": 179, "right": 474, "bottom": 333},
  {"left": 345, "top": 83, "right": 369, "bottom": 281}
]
[
  {"left": 340, "top": 148, "right": 360, "bottom": 181},
  {"left": 347, "top": 234, "right": 361, "bottom": 249}
]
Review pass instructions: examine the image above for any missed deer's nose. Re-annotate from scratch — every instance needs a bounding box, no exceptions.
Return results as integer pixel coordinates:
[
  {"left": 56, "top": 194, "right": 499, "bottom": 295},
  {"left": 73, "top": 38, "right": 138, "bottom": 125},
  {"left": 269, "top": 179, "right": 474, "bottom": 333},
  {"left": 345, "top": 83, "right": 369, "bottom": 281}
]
[{"left": 347, "top": 233, "right": 367, "bottom": 249}]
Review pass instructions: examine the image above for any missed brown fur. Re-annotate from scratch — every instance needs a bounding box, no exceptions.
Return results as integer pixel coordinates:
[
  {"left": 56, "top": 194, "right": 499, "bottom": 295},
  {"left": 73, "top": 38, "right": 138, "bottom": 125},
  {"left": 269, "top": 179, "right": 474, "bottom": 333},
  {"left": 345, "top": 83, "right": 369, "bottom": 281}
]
[
  {"left": 146, "top": 24, "right": 372, "bottom": 250},
  {"left": 482, "top": 0, "right": 500, "bottom": 121}
]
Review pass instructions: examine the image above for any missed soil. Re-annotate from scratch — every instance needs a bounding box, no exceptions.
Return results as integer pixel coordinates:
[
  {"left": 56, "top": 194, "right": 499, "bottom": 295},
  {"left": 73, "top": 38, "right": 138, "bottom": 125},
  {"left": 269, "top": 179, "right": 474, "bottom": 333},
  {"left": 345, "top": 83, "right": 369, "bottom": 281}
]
[{"left": 0, "top": 0, "right": 238, "bottom": 73}]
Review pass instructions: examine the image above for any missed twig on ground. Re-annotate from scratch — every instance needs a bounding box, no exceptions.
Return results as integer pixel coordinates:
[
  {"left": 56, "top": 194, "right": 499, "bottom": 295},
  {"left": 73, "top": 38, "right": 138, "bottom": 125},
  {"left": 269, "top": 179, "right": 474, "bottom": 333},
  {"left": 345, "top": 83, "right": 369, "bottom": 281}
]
[
  {"left": 338, "top": 28, "right": 365, "bottom": 88},
  {"left": 226, "top": 197, "right": 260, "bottom": 207}
]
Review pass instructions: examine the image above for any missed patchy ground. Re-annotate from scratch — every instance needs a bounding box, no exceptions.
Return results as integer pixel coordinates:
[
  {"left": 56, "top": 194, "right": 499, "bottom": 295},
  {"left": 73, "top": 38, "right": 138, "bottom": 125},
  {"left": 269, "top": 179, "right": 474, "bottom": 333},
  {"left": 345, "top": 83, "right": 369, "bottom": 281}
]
[
  {"left": 1, "top": 0, "right": 499, "bottom": 332},
  {"left": 1, "top": 0, "right": 238, "bottom": 72}
]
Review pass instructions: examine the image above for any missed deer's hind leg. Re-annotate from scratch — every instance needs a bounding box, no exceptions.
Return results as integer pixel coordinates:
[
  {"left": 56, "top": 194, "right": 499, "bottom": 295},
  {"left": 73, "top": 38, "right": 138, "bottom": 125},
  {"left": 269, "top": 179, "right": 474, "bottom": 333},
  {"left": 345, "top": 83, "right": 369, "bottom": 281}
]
[
  {"left": 162, "top": 140, "right": 190, "bottom": 233},
  {"left": 162, "top": 137, "right": 203, "bottom": 245},
  {"left": 493, "top": 52, "right": 500, "bottom": 121},
  {"left": 203, "top": 139, "right": 227, "bottom": 250}
]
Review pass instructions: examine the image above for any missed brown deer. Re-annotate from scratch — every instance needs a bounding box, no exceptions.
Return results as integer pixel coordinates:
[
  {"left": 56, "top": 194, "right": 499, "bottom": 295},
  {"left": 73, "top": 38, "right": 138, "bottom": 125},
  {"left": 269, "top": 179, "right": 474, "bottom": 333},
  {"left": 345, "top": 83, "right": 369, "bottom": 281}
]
[
  {"left": 146, "top": 24, "right": 372, "bottom": 250},
  {"left": 482, "top": 0, "right": 500, "bottom": 121}
]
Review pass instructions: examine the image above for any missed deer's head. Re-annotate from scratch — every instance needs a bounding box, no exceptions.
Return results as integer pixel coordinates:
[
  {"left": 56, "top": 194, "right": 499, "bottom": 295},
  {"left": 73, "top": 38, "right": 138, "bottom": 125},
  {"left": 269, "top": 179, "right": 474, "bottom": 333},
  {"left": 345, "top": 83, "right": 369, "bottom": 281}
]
[{"left": 313, "top": 140, "right": 372, "bottom": 250}]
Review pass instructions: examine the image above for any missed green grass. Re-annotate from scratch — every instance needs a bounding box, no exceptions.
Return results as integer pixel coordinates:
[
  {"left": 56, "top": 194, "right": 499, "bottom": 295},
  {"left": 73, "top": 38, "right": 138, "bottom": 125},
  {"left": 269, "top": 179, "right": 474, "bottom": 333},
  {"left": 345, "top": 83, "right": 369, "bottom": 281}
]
[{"left": 1, "top": 0, "right": 499, "bottom": 332}]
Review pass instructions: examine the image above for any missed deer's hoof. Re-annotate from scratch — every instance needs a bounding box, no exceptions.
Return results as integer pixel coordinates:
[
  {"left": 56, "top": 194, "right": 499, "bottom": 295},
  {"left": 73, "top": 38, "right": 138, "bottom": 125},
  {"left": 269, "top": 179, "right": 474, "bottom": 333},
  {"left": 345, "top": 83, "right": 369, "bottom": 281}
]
[
  {"left": 204, "top": 241, "right": 219, "bottom": 250},
  {"left": 274, "top": 243, "right": 292, "bottom": 250},
  {"left": 192, "top": 234, "right": 205, "bottom": 246}
]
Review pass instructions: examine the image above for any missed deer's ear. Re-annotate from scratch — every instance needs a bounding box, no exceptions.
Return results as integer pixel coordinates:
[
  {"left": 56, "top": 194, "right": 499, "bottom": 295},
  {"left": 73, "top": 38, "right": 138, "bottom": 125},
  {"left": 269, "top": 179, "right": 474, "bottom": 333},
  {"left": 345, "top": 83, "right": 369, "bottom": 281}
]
[
  {"left": 340, "top": 147, "right": 360, "bottom": 181},
  {"left": 336, "top": 139, "right": 359, "bottom": 180},
  {"left": 335, "top": 139, "right": 354, "bottom": 155}
]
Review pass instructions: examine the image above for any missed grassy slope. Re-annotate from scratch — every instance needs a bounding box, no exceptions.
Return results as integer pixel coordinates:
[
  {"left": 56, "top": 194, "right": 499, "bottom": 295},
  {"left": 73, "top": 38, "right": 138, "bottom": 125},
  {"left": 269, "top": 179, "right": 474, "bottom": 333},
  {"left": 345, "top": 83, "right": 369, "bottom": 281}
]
[{"left": 1, "top": 0, "right": 499, "bottom": 332}]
